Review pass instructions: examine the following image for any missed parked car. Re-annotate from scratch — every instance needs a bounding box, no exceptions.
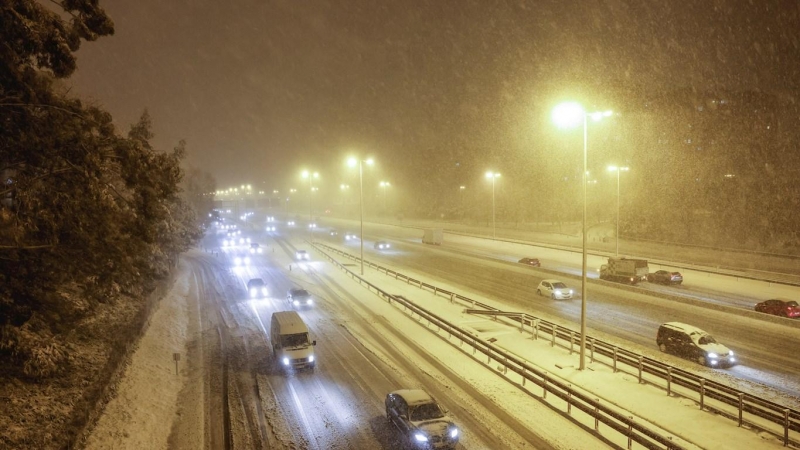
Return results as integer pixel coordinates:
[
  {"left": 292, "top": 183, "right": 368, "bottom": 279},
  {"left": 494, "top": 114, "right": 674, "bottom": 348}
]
[
  {"left": 647, "top": 270, "right": 683, "bottom": 285},
  {"left": 536, "top": 279, "right": 573, "bottom": 299},
  {"left": 374, "top": 241, "right": 391, "bottom": 250},
  {"left": 287, "top": 288, "right": 314, "bottom": 308},
  {"left": 385, "top": 389, "right": 459, "bottom": 449},
  {"left": 656, "top": 322, "right": 736, "bottom": 367},
  {"left": 754, "top": 299, "right": 800, "bottom": 318},
  {"left": 518, "top": 257, "right": 541, "bottom": 267},
  {"left": 295, "top": 250, "right": 310, "bottom": 260},
  {"left": 246, "top": 278, "right": 268, "bottom": 298}
]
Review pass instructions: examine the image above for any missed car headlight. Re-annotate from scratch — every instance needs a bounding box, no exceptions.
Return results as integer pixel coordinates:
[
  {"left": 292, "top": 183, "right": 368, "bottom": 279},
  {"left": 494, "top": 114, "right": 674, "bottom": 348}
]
[
  {"left": 707, "top": 353, "right": 718, "bottom": 359},
  {"left": 569, "top": 290, "right": 574, "bottom": 294},
  {"left": 250, "top": 249, "right": 255, "bottom": 254},
  {"left": 308, "top": 355, "right": 315, "bottom": 363},
  {"left": 258, "top": 248, "right": 263, "bottom": 254},
  {"left": 239, "top": 238, "right": 244, "bottom": 244},
  {"left": 244, "top": 257, "right": 251, "bottom": 265},
  {"left": 261, "top": 288, "right": 268, "bottom": 295},
  {"left": 250, "top": 288, "right": 257, "bottom": 296},
  {"left": 293, "top": 300, "right": 300, "bottom": 306},
  {"left": 306, "top": 299, "right": 313, "bottom": 305},
  {"left": 449, "top": 427, "right": 459, "bottom": 438},
  {"left": 413, "top": 433, "right": 428, "bottom": 442},
  {"left": 728, "top": 351, "right": 734, "bottom": 357},
  {"left": 282, "top": 357, "right": 290, "bottom": 366},
  {"left": 234, "top": 257, "right": 242, "bottom": 266}
]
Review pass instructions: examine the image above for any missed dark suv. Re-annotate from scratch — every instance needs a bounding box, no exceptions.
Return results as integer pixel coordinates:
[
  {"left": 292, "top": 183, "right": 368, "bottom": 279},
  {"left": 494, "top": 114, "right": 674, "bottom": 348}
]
[
  {"left": 656, "top": 322, "right": 736, "bottom": 367},
  {"left": 385, "top": 389, "right": 459, "bottom": 449}
]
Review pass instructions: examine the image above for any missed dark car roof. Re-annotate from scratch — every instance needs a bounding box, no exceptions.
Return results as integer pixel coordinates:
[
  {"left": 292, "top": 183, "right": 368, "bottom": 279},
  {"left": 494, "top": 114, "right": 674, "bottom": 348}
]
[
  {"left": 247, "top": 278, "right": 265, "bottom": 286},
  {"left": 289, "top": 288, "right": 310, "bottom": 297}
]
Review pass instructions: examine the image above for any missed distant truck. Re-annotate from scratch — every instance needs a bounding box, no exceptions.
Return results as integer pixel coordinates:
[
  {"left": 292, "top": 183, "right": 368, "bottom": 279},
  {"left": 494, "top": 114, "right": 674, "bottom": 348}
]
[
  {"left": 599, "top": 257, "right": 649, "bottom": 284},
  {"left": 422, "top": 228, "right": 443, "bottom": 245}
]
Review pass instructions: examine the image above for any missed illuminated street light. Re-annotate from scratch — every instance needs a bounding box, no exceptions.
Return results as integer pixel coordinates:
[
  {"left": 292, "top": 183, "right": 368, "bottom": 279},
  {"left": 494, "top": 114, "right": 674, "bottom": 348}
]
[
  {"left": 485, "top": 172, "right": 500, "bottom": 238},
  {"left": 348, "top": 156, "right": 375, "bottom": 275},
  {"left": 552, "top": 101, "right": 614, "bottom": 371},
  {"left": 301, "top": 170, "right": 320, "bottom": 224},
  {"left": 607, "top": 165, "right": 629, "bottom": 256}
]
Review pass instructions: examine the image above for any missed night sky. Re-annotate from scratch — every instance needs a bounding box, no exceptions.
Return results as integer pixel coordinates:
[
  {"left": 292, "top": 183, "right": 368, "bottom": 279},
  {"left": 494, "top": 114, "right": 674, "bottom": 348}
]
[{"left": 67, "top": 0, "right": 800, "bottom": 191}]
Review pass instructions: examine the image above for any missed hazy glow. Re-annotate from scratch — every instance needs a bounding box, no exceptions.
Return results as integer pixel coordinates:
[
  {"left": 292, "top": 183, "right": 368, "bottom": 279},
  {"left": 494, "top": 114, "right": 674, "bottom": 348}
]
[
  {"left": 485, "top": 171, "right": 500, "bottom": 179},
  {"left": 552, "top": 102, "right": 585, "bottom": 129}
]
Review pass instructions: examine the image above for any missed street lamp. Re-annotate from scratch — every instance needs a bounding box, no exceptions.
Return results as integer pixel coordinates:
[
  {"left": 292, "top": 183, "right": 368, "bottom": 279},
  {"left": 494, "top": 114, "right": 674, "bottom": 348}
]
[
  {"left": 485, "top": 172, "right": 500, "bottom": 238},
  {"left": 459, "top": 186, "right": 466, "bottom": 218},
  {"left": 348, "top": 157, "right": 374, "bottom": 275},
  {"left": 379, "top": 181, "right": 391, "bottom": 212},
  {"left": 607, "top": 165, "right": 629, "bottom": 256},
  {"left": 552, "top": 101, "right": 613, "bottom": 371},
  {"left": 301, "top": 170, "right": 319, "bottom": 224}
]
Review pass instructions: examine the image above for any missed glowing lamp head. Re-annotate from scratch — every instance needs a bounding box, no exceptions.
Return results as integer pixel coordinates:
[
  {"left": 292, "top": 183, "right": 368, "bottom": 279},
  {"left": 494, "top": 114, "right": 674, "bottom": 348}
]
[{"left": 552, "top": 102, "right": 585, "bottom": 129}]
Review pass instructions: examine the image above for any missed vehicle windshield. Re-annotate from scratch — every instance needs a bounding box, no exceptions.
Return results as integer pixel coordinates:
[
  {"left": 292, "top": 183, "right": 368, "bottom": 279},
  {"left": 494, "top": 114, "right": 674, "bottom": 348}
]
[
  {"left": 249, "top": 279, "right": 264, "bottom": 287},
  {"left": 697, "top": 335, "right": 717, "bottom": 345},
  {"left": 280, "top": 333, "right": 309, "bottom": 348},
  {"left": 292, "top": 290, "right": 310, "bottom": 298},
  {"left": 787, "top": 301, "right": 799, "bottom": 307},
  {"left": 409, "top": 403, "right": 444, "bottom": 421},
  {"left": 552, "top": 282, "right": 568, "bottom": 289}
]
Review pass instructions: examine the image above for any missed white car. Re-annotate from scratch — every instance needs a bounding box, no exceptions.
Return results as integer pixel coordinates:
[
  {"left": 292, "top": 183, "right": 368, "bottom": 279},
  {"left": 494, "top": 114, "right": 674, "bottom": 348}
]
[
  {"left": 295, "top": 250, "right": 310, "bottom": 260},
  {"left": 536, "top": 279, "right": 573, "bottom": 299}
]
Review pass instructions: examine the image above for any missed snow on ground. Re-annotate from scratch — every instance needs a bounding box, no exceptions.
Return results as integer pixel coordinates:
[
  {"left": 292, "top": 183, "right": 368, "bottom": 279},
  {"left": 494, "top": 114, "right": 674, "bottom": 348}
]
[
  {"left": 304, "top": 241, "right": 795, "bottom": 449},
  {"left": 83, "top": 260, "right": 197, "bottom": 450},
  {"left": 82, "top": 238, "right": 796, "bottom": 450}
]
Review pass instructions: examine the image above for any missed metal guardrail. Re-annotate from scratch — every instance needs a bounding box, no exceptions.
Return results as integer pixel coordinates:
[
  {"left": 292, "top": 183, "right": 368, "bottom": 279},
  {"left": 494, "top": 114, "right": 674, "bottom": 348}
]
[
  {"left": 313, "top": 241, "right": 800, "bottom": 448},
  {"left": 311, "top": 242, "right": 686, "bottom": 450}
]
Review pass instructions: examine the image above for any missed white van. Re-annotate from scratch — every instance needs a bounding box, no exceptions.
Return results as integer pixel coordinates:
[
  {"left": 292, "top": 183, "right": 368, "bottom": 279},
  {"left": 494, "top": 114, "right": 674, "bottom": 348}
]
[{"left": 270, "top": 311, "right": 316, "bottom": 370}]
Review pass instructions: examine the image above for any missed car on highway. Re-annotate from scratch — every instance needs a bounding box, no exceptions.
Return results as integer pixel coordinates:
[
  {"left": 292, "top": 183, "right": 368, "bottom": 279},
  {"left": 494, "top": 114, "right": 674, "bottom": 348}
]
[
  {"left": 647, "top": 270, "right": 683, "bottom": 285},
  {"left": 345, "top": 232, "right": 358, "bottom": 241},
  {"left": 249, "top": 243, "right": 263, "bottom": 254},
  {"left": 287, "top": 220, "right": 295, "bottom": 226},
  {"left": 295, "top": 250, "right": 310, "bottom": 260},
  {"left": 246, "top": 278, "right": 268, "bottom": 298},
  {"left": 656, "top": 322, "right": 736, "bottom": 367},
  {"left": 266, "top": 216, "right": 275, "bottom": 222},
  {"left": 518, "top": 257, "right": 541, "bottom": 267},
  {"left": 536, "top": 279, "right": 573, "bottom": 299},
  {"left": 287, "top": 288, "right": 314, "bottom": 308},
  {"left": 266, "top": 225, "right": 276, "bottom": 231},
  {"left": 374, "top": 241, "right": 391, "bottom": 250},
  {"left": 308, "top": 223, "right": 317, "bottom": 229},
  {"left": 385, "top": 389, "right": 459, "bottom": 449},
  {"left": 234, "top": 256, "right": 251, "bottom": 266},
  {"left": 329, "top": 229, "right": 338, "bottom": 236},
  {"left": 754, "top": 299, "right": 800, "bottom": 318}
]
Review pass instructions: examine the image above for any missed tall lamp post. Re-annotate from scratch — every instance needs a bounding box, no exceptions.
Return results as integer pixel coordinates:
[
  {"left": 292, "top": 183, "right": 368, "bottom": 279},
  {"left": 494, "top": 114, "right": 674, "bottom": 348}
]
[
  {"left": 379, "top": 181, "right": 390, "bottom": 213},
  {"left": 607, "top": 165, "right": 629, "bottom": 256},
  {"left": 485, "top": 172, "right": 500, "bottom": 238},
  {"left": 552, "top": 102, "right": 613, "bottom": 371},
  {"left": 459, "top": 185, "right": 466, "bottom": 218},
  {"left": 348, "top": 157, "right": 374, "bottom": 275},
  {"left": 301, "top": 170, "right": 319, "bottom": 223}
]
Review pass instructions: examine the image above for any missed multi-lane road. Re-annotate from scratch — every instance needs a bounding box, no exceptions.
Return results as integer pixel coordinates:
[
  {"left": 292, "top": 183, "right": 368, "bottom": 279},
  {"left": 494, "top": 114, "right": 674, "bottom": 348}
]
[{"left": 193, "top": 211, "right": 800, "bottom": 449}]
